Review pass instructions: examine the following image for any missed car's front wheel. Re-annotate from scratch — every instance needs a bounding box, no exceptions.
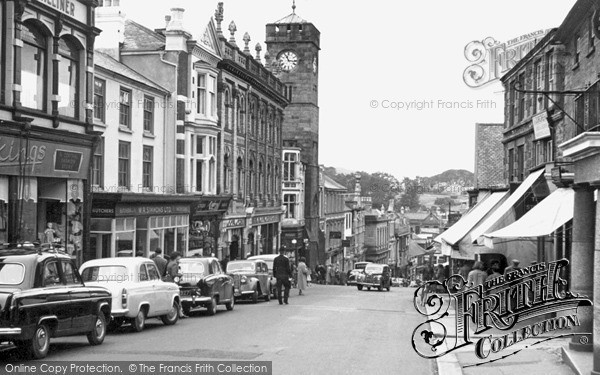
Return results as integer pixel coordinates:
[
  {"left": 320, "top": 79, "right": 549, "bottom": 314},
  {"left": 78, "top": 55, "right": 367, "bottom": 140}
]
[
  {"left": 28, "top": 323, "right": 50, "bottom": 359},
  {"left": 378, "top": 284, "right": 383, "bottom": 291},
  {"left": 132, "top": 308, "right": 146, "bottom": 332},
  {"left": 357, "top": 285, "right": 363, "bottom": 291},
  {"left": 182, "top": 304, "right": 192, "bottom": 316},
  {"left": 87, "top": 314, "right": 107, "bottom": 345},
  {"left": 161, "top": 300, "right": 180, "bottom": 325},
  {"left": 207, "top": 297, "right": 218, "bottom": 316},
  {"left": 252, "top": 288, "right": 259, "bottom": 304}
]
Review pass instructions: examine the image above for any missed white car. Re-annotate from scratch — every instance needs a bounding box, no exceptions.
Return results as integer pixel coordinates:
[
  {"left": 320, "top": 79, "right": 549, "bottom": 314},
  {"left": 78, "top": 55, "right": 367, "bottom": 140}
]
[{"left": 80, "top": 257, "right": 180, "bottom": 332}]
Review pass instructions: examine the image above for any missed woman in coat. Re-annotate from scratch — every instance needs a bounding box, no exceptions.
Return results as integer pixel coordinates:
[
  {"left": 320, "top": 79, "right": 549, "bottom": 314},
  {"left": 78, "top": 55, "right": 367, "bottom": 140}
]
[{"left": 297, "top": 258, "right": 309, "bottom": 295}]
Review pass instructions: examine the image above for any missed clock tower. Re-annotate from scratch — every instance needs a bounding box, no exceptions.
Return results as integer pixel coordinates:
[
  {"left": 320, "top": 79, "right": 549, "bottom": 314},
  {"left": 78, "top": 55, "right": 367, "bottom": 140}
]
[{"left": 266, "top": 4, "right": 321, "bottom": 266}]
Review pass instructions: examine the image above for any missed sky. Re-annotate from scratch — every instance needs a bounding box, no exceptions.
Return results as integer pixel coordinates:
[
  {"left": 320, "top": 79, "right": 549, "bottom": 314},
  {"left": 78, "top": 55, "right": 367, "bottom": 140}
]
[{"left": 119, "top": 0, "right": 578, "bottom": 180}]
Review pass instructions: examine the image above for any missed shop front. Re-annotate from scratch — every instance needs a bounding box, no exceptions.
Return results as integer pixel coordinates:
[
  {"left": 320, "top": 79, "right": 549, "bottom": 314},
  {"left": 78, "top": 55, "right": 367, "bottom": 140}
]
[
  {"left": 0, "top": 131, "right": 91, "bottom": 261},
  {"left": 221, "top": 217, "right": 246, "bottom": 260},
  {"left": 248, "top": 213, "right": 281, "bottom": 257},
  {"left": 90, "top": 193, "right": 194, "bottom": 260},
  {"left": 189, "top": 196, "right": 232, "bottom": 257}
]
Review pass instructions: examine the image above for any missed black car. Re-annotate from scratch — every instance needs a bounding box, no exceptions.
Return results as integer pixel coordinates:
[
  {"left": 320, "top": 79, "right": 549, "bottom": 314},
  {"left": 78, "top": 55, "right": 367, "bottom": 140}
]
[
  {"left": 0, "top": 244, "right": 112, "bottom": 358},
  {"left": 356, "top": 264, "right": 392, "bottom": 291},
  {"left": 177, "top": 257, "right": 235, "bottom": 316}
]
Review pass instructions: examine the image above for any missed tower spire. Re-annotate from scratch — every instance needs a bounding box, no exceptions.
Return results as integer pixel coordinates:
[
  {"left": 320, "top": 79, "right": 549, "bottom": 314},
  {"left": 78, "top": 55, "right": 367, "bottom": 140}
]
[{"left": 292, "top": 0, "right": 296, "bottom": 14}]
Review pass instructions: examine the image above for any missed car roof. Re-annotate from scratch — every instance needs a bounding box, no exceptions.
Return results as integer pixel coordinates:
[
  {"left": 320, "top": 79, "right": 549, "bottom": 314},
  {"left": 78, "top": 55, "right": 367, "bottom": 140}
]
[
  {"left": 247, "top": 254, "right": 278, "bottom": 260},
  {"left": 80, "top": 257, "right": 155, "bottom": 268},
  {"left": 180, "top": 257, "right": 216, "bottom": 263}
]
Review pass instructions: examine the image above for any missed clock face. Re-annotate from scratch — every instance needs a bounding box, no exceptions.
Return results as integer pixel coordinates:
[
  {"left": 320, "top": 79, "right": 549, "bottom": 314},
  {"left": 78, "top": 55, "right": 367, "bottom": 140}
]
[{"left": 278, "top": 51, "right": 298, "bottom": 72}]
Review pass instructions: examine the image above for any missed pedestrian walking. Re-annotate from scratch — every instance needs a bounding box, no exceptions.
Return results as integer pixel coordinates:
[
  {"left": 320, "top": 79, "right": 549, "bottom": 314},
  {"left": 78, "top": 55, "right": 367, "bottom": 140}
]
[
  {"left": 273, "top": 247, "right": 292, "bottom": 305},
  {"left": 297, "top": 258, "right": 308, "bottom": 295},
  {"left": 166, "top": 252, "right": 187, "bottom": 318},
  {"left": 467, "top": 261, "right": 487, "bottom": 288}
]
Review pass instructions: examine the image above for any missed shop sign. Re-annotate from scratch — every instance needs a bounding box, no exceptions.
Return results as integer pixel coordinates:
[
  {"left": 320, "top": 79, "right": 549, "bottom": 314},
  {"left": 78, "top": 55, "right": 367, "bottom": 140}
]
[
  {"left": 0, "top": 136, "right": 90, "bottom": 179},
  {"left": 251, "top": 215, "right": 280, "bottom": 226},
  {"left": 191, "top": 197, "right": 232, "bottom": 216},
  {"left": 91, "top": 202, "right": 115, "bottom": 218},
  {"left": 329, "top": 231, "right": 342, "bottom": 239},
  {"left": 533, "top": 112, "right": 551, "bottom": 140},
  {"left": 116, "top": 204, "right": 190, "bottom": 217},
  {"left": 35, "top": 0, "right": 87, "bottom": 22},
  {"left": 342, "top": 239, "right": 351, "bottom": 247},
  {"left": 222, "top": 218, "right": 246, "bottom": 229}
]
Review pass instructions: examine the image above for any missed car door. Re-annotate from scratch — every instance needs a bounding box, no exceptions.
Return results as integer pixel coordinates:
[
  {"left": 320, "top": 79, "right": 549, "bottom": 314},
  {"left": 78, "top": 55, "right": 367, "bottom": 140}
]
[
  {"left": 147, "top": 262, "right": 170, "bottom": 314},
  {"left": 41, "top": 259, "right": 72, "bottom": 334},
  {"left": 211, "top": 260, "right": 227, "bottom": 300},
  {"left": 62, "top": 260, "right": 92, "bottom": 332},
  {"left": 136, "top": 263, "right": 157, "bottom": 317},
  {"left": 258, "top": 262, "right": 268, "bottom": 295},
  {"left": 217, "top": 261, "right": 233, "bottom": 300}
]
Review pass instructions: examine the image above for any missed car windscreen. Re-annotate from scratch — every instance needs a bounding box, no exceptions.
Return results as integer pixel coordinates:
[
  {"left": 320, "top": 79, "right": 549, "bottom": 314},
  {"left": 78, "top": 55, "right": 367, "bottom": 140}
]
[
  {"left": 81, "top": 266, "right": 130, "bottom": 282},
  {"left": 227, "top": 262, "right": 255, "bottom": 272},
  {"left": 354, "top": 263, "right": 369, "bottom": 270},
  {"left": 364, "top": 264, "right": 384, "bottom": 274},
  {"left": 0, "top": 263, "right": 25, "bottom": 285},
  {"left": 179, "top": 262, "right": 205, "bottom": 283}
]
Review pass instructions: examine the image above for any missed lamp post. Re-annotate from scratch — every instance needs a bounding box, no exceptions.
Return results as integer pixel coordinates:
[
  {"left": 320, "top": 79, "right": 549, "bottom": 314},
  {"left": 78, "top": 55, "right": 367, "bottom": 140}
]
[{"left": 291, "top": 239, "right": 297, "bottom": 266}]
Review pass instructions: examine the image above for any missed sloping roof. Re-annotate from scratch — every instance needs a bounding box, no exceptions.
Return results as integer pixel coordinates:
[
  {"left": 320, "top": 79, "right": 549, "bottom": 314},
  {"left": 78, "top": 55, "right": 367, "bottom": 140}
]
[
  {"left": 323, "top": 174, "right": 347, "bottom": 191},
  {"left": 273, "top": 13, "right": 308, "bottom": 24},
  {"left": 404, "top": 212, "right": 429, "bottom": 221},
  {"left": 94, "top": 51, "right": 168, "bottom": 93},
  {"left": 407, "top": 241, "right": 427, "bottom": 258},
  {"left": 123, "top": 19, "right": 166, "bottom": 51}
]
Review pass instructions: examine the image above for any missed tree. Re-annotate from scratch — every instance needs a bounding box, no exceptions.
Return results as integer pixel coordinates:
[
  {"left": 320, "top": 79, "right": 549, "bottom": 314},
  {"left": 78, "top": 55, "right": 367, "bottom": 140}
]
[{"left": 399, "top": 177, "right": 420, "bottom": 210}]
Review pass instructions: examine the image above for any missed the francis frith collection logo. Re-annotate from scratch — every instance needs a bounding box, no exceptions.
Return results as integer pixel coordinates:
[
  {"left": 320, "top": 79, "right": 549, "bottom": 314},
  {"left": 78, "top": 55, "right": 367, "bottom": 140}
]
[{"left": 411, "top": 259, "right": 591, "bottom": 365}]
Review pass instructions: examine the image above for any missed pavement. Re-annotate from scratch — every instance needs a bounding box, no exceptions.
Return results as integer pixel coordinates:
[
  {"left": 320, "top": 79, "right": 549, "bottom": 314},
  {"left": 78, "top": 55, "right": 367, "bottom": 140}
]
[{"left": 422, "top": 294, "right": 591, "bottom": 375}]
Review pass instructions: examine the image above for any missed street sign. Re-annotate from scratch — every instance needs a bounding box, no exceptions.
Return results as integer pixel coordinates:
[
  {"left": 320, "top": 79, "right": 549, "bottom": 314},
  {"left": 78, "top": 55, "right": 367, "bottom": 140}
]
[
  {"left": 342, "top": 239, "right": 351, "bottom": 247},
  {"left": 329, "top": 231, "right": 342, "bottom": 239}
]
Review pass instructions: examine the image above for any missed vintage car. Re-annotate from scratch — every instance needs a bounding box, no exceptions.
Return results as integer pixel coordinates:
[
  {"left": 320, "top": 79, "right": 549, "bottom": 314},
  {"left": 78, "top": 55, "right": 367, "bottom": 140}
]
[
  {"left": 247, "top": 254, "right": 279, "bottom": 297},
  {"left": 80, "top": 257, "right": 180, "bottom": 332},
  {"left": 356, "top": 263, "right": 392, "bottom": 291},
  {"left": 346, "top": 262, "right": 371, "bottom": 286},
  {"left": 0, "top": 244, "right": 112, "bottom": 359},
  {"left": 226, "top": 260, "right": 271, "bottom": 303},
  {"left": 177, "top": 257, "right": 235, "bottom": 316}
]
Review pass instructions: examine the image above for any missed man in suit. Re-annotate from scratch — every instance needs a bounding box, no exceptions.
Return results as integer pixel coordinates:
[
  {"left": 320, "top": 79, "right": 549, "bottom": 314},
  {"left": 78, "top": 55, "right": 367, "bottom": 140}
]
[
  {"left": 273, "top": 247, "right": 292, "bottom": 305},
  {"left": 152, "top": 248, "right": 168, "bottom": 277}
]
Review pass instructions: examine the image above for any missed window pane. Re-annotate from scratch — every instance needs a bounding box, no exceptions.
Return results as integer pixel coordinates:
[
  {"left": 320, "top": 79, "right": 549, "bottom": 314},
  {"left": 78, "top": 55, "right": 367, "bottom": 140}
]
[
  {"left": 57, "top": 38, "right": 79, "bottom": 117},
  {"left": 119, "top": 89, "right": 131, "bottom": 128},
  {"left": 143, "top": 96, "right": 154, "bottom": 133},
  {"left": 94, "top": 79, "right": 105, "bottom": 121},
  {"left": 21, "top": 23, "right": 46, "bottom": 111}
]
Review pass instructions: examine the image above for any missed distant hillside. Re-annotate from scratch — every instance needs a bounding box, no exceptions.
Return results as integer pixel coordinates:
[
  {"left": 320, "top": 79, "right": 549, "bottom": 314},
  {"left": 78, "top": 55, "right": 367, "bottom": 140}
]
[{"left": 421, "top": 169, "right": 474, "bottom": 186}]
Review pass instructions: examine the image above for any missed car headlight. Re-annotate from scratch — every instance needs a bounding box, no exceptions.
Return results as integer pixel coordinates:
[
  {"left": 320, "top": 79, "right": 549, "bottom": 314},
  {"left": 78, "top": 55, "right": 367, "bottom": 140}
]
[{"left": 241, "top": 276, "right": 248, "bottom": 284}]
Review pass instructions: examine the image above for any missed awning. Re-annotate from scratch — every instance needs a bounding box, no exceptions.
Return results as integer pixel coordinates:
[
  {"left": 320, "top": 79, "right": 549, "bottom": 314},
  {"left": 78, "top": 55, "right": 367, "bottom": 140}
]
[
  {"left": 484, "top": 188, "right": 574, "bottom": 246},
  {"left": 436, "top": 191, "right": 509, "bottom": 255},
  {"left": 470, "top": 169, "right": 544, "bottom": 245},
  {"left": 407, "top": 240, "right": 427, "bottom": 258}
]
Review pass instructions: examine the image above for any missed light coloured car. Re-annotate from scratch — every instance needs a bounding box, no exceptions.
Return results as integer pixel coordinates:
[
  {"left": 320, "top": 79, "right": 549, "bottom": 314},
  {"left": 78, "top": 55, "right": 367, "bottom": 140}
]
[
  {"left": 226, "top": 260, "right": 271, "bottom": 303},
  {"left": 80, "top": 257, "right": 180, "bottom": 332},
  {"left": 247, "top": 254, "right": 280, "bottom": 297}
]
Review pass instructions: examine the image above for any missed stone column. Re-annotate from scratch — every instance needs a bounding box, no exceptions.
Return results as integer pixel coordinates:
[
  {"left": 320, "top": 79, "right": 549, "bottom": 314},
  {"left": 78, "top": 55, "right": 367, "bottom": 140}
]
[
  {"left": 593, "top": 188, "right": 600, "bottom": 374},
  {"left": 570, "top": 186, "right": 594, "bottom": 352}
]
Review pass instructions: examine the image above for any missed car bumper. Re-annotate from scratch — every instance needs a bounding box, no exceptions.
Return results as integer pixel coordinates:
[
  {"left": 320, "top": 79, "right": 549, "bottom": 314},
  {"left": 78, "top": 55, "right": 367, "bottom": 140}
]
[
  {"left": 180, "top": 295, "right": 211, "bottom": 305},
  {"left": 110, "top": 308, "right": 131, "bottom": 318},
  {"left": 0, "top": 328, "right": 22, "bottom": 336},
  {"left": 358, "top": 282, "right": 384, "bottom": 287},
  {"left": 234, "top": 289, "right": 257, "bottom": 297}
]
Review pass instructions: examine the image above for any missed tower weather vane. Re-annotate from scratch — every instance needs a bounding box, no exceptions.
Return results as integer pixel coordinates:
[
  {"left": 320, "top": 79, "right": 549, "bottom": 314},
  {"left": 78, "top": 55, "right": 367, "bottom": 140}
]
[{"left": 292, "top": 0, "right": 296, "bottom": 13}]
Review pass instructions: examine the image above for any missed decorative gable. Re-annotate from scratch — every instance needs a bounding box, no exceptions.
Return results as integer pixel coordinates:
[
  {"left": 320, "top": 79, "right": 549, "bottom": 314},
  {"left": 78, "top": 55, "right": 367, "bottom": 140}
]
[{"left": 198, "top": 17, "right": 222, "bottom": 58}]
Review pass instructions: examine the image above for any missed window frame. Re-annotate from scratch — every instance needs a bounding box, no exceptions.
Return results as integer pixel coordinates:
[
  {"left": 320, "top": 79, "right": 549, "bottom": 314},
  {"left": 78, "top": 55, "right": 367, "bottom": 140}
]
[
  {"left": 57, "top": 37, "right": 81, "bottom": 118},
  {"left": 21, "top": 21, "right": 48, "bottom": 112},
  {"left": 143, "top": 95, "right": 155, "bottom": 134},
  {"left": 92, "top": 137, "right": 104, "bottom": 188},
  {"left": 118, "top": 141, "right": 131, "bottom": 189},
  {"left": 142, "top": 145, "right": 153, "bottom": 191},
  {"left": 119, "top": 87, "right": 132, "bottom": 129},
  {"left": 93, "top": 78, "right": 106, "bottom": 122}
]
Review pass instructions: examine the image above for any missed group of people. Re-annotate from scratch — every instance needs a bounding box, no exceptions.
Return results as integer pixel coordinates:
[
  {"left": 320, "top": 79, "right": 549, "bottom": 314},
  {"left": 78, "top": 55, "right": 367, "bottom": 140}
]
[{"left": 312, "top": 264, "right": 344, "bottom": 285}]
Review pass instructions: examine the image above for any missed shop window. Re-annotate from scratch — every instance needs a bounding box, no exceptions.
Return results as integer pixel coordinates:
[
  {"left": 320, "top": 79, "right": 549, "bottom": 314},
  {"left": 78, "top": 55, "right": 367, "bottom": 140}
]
[
  {"left": 21, "top": 21, "right": 47, "bottom": 111},
  {"left": 94, "top": 78, "right": 106, "bottom": 122},
  {"left": 143, "top": 146, "right": 153, "bottom": 190},
  {"left": 58, "top": 37, "right": 80, "bottom": 118},
  {"left": 143, "top": 96, "right": 154, "bottom": 133},
  {"left": 118, "top": 141, "right": 130, "bottom": 189},
  {"left": 119, "top": 88, "right": 132, "bottom": 129}
]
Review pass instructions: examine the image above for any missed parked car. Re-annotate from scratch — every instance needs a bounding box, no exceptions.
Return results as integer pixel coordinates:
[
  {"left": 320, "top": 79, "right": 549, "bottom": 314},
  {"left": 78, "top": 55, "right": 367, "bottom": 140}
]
[
  {"left": 247, "top": 254, "right": 279, "bottom": 297},
  {"left": 177, "top": 257, "right": 235, "bottom": 315},
  {"left": 80, "top": 257, "right": 180, "bottom": 332},
  {"left": 356, "top": 263, "right": 392, "bottom": 291},
  {"left": 346, "top": 262, "right": 371, "bottom": 286},
  {"left": 226, "top": 260, "right": 271, "bottom": 303},
  {"left": 0, "top": 243, "right": 112, "bottom": 359}
]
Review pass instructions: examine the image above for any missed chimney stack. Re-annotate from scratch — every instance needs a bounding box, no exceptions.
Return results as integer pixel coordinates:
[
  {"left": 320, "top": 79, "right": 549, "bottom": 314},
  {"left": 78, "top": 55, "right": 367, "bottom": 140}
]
[{"left": 166, "top": 8, "right": 185, "bottom": 32}]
